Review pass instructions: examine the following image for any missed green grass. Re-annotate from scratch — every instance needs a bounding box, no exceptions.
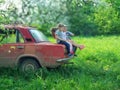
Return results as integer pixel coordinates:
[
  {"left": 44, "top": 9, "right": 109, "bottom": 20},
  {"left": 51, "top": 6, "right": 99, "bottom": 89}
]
[{"left": 0, "top": 36, "right": 120, "bottom": 90}]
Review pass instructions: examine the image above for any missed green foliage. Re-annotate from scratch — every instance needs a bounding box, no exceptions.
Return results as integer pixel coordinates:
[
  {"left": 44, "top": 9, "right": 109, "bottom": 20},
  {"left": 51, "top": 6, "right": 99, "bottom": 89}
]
[
  {"left": 0, "top": 15, "right": 10, "bottom": 24},
  {"left": 64, "top": 0, "right": 120, "bottom": 36},
  {"left": 65, "top": 0, "right": 96, "bottom": 36},
  {"left": 0, "top": 36, "right": 120, "bottom": 90},
  {"left": 0, "top": 0, "right": 120, "bottom": 35},
  {"left": 104, "top": 0, "right": 120, "bottom": 15},
  {"left": 93, "top": 4, "right": 120, "bottom": 35}
]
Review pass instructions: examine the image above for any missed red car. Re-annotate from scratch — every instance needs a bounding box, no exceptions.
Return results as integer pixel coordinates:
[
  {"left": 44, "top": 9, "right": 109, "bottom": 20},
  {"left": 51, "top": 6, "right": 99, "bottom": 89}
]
[{"left": 0, "top": 25, "right": 73, "bottom": 72}]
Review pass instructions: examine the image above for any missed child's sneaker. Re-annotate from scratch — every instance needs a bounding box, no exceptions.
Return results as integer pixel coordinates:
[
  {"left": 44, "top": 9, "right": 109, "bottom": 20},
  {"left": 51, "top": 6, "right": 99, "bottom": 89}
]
[{"left": 67, "top": 53, "right": 74, "bottom": 57}]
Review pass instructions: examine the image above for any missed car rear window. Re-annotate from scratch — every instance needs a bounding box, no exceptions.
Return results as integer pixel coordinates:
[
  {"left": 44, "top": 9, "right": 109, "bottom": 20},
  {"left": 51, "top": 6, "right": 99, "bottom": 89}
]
[{"left": 29, "top": 29, "right": 49, "bottom": 42}]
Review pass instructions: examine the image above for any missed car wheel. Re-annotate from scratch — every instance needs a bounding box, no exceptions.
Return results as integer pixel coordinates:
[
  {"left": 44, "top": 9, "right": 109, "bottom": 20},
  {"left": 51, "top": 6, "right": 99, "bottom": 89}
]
[{"left": 19, "top": 58, "right": 40, "bottom": 73}]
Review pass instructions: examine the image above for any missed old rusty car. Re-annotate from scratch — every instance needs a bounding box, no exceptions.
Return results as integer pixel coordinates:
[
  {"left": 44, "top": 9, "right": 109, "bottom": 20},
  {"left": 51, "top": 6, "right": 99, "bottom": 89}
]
[{"left": 0, "top": 25, "right": 73, "bottom": 72}]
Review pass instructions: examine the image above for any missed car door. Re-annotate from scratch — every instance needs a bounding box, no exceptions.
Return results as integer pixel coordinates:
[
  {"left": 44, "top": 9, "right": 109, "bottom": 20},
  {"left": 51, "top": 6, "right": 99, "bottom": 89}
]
[{"left": 0, "top": 29, "right": 25, "bottom": 67}]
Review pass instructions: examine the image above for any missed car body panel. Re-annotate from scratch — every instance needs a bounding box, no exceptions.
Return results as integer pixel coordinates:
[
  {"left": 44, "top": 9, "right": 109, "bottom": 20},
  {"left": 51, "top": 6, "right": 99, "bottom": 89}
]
[{"left": 0, "top": 43, "right": 24, "bottom": 67}]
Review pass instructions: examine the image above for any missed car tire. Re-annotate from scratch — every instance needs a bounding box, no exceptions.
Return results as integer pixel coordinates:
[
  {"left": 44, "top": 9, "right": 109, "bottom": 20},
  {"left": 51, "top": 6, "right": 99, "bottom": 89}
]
[{"left": 19, "top": 58, "right": 40, "bottom": 73}]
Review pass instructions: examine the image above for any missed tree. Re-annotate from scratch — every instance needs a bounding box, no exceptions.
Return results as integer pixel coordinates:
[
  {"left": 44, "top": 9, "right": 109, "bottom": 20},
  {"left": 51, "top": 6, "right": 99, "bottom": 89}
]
[
  {"left": 0, "top": 0, "right": 120, "bottom": 35},
  {"left": 64, "top": 0, "right": 96, "bottom": 36},
  {"left": 93, "top": 0, "right": 120, "bottom": 35}
]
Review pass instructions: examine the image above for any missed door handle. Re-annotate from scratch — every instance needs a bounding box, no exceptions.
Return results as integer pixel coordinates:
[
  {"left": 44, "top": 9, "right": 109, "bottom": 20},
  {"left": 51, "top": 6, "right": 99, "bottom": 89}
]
[{"left": 17, "top": 46, "right": 24, "bottom": 49}]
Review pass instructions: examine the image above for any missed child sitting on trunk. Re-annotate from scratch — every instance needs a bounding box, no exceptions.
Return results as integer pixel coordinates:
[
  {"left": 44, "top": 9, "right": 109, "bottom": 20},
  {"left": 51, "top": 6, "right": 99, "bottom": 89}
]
[{"left": 51, "top": 23, "right": 85, "bottom": 57}]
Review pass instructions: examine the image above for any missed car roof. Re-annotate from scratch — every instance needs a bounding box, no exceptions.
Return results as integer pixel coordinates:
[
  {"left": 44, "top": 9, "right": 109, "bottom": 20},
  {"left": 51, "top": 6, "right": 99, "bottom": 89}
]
[
  {"left": 0, "top": 25, "right": 34, "bottom": 35},
  {"left": 4, "top": 25, "right": 31, "bottom": 30}
]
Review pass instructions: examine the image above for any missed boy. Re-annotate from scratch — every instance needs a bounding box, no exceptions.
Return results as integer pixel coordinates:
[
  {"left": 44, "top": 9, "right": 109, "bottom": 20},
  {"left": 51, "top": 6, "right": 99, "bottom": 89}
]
[{"left": 63, "top": 25, "right": 85, "bottom": 50}]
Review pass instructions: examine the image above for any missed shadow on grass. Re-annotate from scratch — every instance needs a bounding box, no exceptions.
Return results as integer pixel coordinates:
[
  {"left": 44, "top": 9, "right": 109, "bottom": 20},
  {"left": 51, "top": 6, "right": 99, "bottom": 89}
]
[{"left": 0, "top": 63, "right": 119, "bottom": 83}]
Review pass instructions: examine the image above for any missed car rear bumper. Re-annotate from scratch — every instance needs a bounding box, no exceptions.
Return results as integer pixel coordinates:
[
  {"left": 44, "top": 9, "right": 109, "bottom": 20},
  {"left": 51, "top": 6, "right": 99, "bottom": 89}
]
[{"left": 56, "top": 55, "right": 74, "bottom": 63}]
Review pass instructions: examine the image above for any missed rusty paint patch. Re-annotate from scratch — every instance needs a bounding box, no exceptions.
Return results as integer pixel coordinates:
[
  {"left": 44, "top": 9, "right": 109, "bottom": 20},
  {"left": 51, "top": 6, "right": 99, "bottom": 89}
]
[{"left": 10, "top": 46, "right": 16, "bottom": 49}]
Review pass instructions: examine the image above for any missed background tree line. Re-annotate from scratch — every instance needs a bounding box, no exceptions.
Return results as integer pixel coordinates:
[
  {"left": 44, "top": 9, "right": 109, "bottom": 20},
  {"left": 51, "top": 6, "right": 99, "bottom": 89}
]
[{"left": 0, "top": 0, "right": 120, "bottom": 36}]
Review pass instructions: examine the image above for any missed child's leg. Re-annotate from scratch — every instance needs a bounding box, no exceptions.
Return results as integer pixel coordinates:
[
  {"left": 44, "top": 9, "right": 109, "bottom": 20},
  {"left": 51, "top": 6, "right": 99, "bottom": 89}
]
[
  {"left": 73, "top": 45, "right": 77, "bottom": 53},
  {"left": 58, "top": 41, "right": 70, "bottom": 54},
  {"left": 67, "top": 41, "right": 74, "bottom": 54},
  {"left": 68, "top": 40, "right": 85, "bottom": 50}
]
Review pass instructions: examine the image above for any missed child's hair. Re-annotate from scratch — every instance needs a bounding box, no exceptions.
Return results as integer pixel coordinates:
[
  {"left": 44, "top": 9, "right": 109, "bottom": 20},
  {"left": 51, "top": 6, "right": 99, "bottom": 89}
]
[
  {"left": 57, "top": 23, "right": 66, "bottom": 28},
  {"left": 51, "top": 27, "right": 58, "bottom": 38}
]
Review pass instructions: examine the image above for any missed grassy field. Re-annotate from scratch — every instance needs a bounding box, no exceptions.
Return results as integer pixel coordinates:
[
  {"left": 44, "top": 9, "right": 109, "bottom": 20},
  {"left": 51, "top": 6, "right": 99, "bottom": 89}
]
[{"left": 0, "top": 36, "right": 120, "bottom": 90}]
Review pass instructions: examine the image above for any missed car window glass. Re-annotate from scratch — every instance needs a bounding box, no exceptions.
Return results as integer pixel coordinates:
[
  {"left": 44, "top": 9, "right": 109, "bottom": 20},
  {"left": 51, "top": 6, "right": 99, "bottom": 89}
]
[
  {"left": 0, "top": 29, "right": 15, "bottom": 43},
  {"left": 19, "top": 32, "right": 24, "bottom": 43},
  {"left": 29, "top": 29, "right": 49, "bottom": 42},
  {"left": 0, "top": 29, "right": 24, "bottom": 44}
]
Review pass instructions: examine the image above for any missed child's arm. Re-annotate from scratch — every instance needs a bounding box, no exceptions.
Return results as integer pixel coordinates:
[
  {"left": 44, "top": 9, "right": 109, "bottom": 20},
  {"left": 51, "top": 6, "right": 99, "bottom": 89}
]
[
  {"left": 67, "top": 31, "right": 74, "bottom": 36},
  {"left": 55, "top": 34, "right": 66, "bottom": 42}
]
